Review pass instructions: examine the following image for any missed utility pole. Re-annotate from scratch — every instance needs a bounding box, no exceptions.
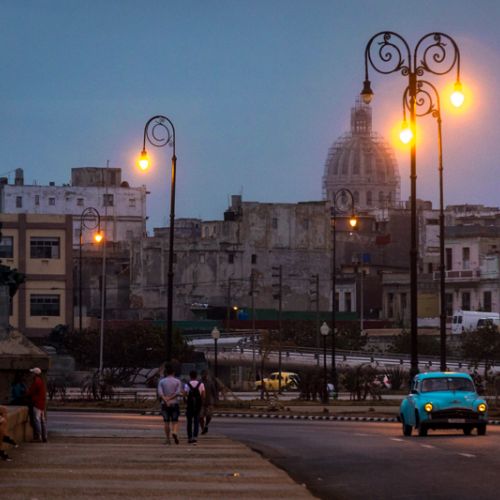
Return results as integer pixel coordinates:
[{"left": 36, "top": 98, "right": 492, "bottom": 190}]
[
  {"left": 272, "top": 265, "right": 283, "bottom": 393},
  {"left": 250, "top": 270, "right": 257, "bottom": 380},
  {"left": 310, "top": 274, "right": 320, "bottom": 366},
  {"left": 225, "top": 277, "right": 232, "bottom": 331}
]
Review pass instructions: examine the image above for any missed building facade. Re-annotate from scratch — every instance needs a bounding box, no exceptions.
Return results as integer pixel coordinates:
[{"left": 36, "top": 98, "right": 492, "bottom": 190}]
[{"left": 0, "top": 213, "right": 73, "bottom": 338}]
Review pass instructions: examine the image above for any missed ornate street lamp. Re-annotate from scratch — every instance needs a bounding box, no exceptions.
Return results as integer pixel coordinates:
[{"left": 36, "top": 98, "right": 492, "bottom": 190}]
[
  {"left": 78, "top": 207, "right": 103, "bottom": 333},
  {"left": 320, "top": 321, "right": 330, "bottom": 404},
  {"left": 400, "top": 80, "right": 448, "bottom": 371},
  {"left": 361, "top": 32, "right": 462, "bottom": 378},
  {"left": 211, "top": 326, "right": 221, "bottom": 383},
  {"left": 330, "top": 188, "right": 357, "bottom": 390},
  {"left": 139, "top": 115, "right": 177, "bottom": 362}
]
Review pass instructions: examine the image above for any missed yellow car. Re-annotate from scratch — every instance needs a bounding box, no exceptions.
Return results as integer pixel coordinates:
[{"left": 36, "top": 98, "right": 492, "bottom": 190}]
[{"left": 255, "top": 371, "right": 300, "bottom": 391}]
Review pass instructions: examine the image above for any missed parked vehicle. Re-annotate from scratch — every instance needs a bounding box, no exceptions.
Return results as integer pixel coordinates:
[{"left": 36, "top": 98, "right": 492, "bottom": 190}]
[
  {"left": 400, "top": 372, "right": 488, "bottom": 437},
  {"left": 255, "top": 371, "right": 300, "bottom": 391},
  {"left": 451, "top": 310, "right": 499, "bottom": 334}
]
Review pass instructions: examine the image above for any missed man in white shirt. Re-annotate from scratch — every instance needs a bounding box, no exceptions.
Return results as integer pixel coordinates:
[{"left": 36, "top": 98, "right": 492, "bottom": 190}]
[{"left": 157, "top": 364, "right": 182, "bottom": 445}]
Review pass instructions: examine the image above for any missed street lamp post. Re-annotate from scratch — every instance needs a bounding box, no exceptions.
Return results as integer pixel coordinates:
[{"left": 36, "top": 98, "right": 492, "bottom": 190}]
[
  {"left": 139, "top": 115, "right": 177, "bottom": 362},
  {"left": 401, "top": 80, "right": 447, "bottom": 371},
  {"left": 211, "top": 326, "right": 220, "bottom": 383},
  {"left": 361, "top": 32, "right": 462, "bottom": 378},
  {"left": 320, "top": 321, "right": 330, "bottom": 404},
  {"left": 330, "top": 188, "right": 357, "bottom": 391},
  {"left": 78, "top": 207, "right": 102, "bottom": 333}
]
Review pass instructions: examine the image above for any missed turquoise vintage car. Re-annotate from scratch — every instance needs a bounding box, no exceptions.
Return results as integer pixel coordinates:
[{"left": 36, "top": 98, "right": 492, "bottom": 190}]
[{"left": 400, "top": 372, "right": 488, "bottom": 437}]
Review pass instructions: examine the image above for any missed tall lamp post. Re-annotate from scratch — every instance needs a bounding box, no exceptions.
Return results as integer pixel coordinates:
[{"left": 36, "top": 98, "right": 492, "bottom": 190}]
[
  {"left": 330, "top": 189, "right": 357, "bottom": 391},
  {"left": 211, "top": 326, "right": 220, "bottom": 383},
  {"left": 139, "top": 115, "right": 177, "bottom": 362},
  {"left": 320, "top": 321, "right": 330, "bottom": 404},
  {"left": 400, "top": 80, "right": 449, "bottom": 371},
  {"left": 78, "top": 207, "right": 102, "bottom": 333},
  {"left": 361, "top": 32, "right": 463, "bottom": 378}
]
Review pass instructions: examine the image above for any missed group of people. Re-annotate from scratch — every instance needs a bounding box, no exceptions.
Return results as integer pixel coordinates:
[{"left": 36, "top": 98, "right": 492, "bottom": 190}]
[
  {"left": 157, "top": 366, "right": 217, "bottom": 445},
  {"left": 1, "top": 366, "right": 48, "bottom": 462}
]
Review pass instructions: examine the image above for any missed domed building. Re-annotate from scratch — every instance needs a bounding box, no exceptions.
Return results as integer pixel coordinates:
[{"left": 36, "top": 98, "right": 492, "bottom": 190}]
[{"left": 323, "top": 100, "right": 400, "bottom": 211}]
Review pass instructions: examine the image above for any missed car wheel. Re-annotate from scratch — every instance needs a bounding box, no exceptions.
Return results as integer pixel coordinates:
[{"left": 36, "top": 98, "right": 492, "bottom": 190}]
[
  {"left": 477, "top": 424, "right": 487, "bottom": 436},
  {"left": 463, "top": 425, "right": 472, "bottom": 436},
  {"left": 401, "top": 416, "right": 412, "bottom": 436},
  {"left": 418, "top": 423, "right": 428, "bottom": 437}
]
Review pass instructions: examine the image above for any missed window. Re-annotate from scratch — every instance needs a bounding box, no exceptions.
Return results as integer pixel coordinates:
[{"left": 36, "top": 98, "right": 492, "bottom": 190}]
[
  {"left": 366, "top": 191, "right": 372, "bottom": 206},
  {"left": 462, "top": 247, "right": 470, "bottom": 270},
  {"left": 129, "top": 198, "right": 136, "bottom": 208},
  {"left": 30, "top": 237, "right": 60, "bottom": 259},
  {"left": 335, "top": 291, "right": 339, "bottom": 312},
  {"left": 345, "top": 292, "right": 352, "bottom": 312},
  {"left": 461, "top": 292, "right": 471, "bottom": 311},
  {"left": 272, "top": 218, "right": 278, "bottom": 229},
  {"left": 228, "top": 253, "right": 234, "bottom": 264},
  {"left": 428, "top": 263, "right": 433, "bottom": 274},
  {"left": 199, "top": 254, "right": 205, "bottom": 264},
  {"left": 484, "top": 291, "right": 492, "bottom": 312},
  {"left": 77, "top": 198, "right": 84, "bottom": 206},
  {"left": 125, "top": 230, "right": 133, "bottom": 240},
  {"left": 0, "top": 236, "right": 13, "bottom": 258},
  {"left": 400, "top": 293, "right": 407, "bottom": 312},
  {"left": 103, "top": 194, "right": 114, "bottom": 207},
  {"left": 445, "top": 293, "right": 453, "bottom": 317},
  {"left": 303, "top": 219, "right": 309, "bottom": 230},
  {"left": 251, "top": 254, "right": 257, "bottom": 265},
  {"left": 446, "top": 248, "right": 452, "bottom": 270},
  {"left": 30, "top": 294, "right": 60, "bottom": 316},
  {"left": 35, "top": 195, "right": 40, "bottom": 206},
  {"left": 16, "top": 196, "right": 22, "bottom": 208},
  {"left": 49, "top": 197, "right": 55, "bottom": 206},
  {"left": 387, "top": 293, "right": 394, "bottom": 318}
]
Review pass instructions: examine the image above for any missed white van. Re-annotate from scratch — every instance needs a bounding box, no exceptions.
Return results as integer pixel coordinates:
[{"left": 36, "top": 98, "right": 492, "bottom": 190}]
[{"left": 451, "top": 310, "right": 499, "bottom": 334}]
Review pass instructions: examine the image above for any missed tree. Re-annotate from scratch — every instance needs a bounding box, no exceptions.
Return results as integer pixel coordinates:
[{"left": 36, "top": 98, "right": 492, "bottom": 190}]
[
  {"left": 62, "top": 323, "right": 193, "bottom": 370},
  {"left": 462, "top": 324, "right": 500, "bottom": 378},
  {"left": 388, "top": 329, "right": 440, "bottom": 356}
]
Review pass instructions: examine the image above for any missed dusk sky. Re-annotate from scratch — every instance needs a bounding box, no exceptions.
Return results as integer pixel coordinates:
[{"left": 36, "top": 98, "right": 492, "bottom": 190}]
[{"left": 1, "top": 0, "right": 499, "bottom": 230}]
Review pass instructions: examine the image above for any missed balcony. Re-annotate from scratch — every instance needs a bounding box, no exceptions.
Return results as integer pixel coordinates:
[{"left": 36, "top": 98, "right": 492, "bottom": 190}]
[{"left": 433, "top": 268, "right": 481, "bottom": 281}]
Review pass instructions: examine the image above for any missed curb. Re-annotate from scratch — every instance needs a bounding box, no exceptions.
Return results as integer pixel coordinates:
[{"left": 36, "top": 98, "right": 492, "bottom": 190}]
[{"left": 142, "top": 410, "right": 500, "bottom": 425}]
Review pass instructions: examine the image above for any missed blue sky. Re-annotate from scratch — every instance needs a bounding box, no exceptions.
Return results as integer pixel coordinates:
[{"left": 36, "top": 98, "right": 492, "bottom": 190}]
[{"left": 1, "top": 0, "right": 499, "bottom": 229}]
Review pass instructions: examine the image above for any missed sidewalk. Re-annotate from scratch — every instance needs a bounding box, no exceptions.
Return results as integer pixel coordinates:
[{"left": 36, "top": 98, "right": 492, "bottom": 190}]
[{"left": 0, "top": 435, "right": 315, "bottom": 499}]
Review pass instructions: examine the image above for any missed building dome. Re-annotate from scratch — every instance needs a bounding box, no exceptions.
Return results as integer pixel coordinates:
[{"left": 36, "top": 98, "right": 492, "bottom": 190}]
[{"left": 322, "top": 100, "right": 400, "bottom": 211}]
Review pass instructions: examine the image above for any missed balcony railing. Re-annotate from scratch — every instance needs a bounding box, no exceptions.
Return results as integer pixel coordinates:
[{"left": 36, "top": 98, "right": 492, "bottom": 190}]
[{"left": 433, "top": 269, "right": 481, "bottom": 281}]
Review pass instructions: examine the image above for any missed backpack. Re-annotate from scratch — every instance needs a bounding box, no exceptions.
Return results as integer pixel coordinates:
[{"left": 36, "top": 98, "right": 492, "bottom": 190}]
[{"left": 186, "top": 381, "right": 202, "bottom": 413}]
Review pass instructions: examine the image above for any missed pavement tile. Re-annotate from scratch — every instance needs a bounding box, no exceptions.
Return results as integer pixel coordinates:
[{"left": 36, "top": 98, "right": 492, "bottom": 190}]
[{"left": 0, "top": 436, "right": 315, "bottom": 500}]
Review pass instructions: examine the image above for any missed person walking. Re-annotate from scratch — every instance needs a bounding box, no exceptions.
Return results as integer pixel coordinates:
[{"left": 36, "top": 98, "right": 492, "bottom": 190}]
[
  {"left": 200, "top": 370, "right": 217, "bottom": 435},
  {"left": 157, "top": 364, "right": 182, "bottom": 445},
  {"left": 184, "top": 370, "right": 205, "bottom": 444},
  {"left": 27, "top": 367, "right": 47, "bottom": 443}
]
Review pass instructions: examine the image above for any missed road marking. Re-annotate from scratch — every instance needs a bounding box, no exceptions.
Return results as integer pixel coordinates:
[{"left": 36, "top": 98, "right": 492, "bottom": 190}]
[
  {"left": 353, "top": 433, "right": 370, "bottom": 436},
  {"left": 420, "top": 444, "right": 435, "bottom": 449},
  {"left": 458, "top": 453, "right": 476, "bottom": 458},
  {"left": 390, "top": 438, "right": 404, "bottom": 442}
]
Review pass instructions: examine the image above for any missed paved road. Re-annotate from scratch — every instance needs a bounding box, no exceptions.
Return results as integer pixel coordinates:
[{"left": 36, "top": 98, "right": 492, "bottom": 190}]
[{"left": 48, "top": 411, "right": 500, "bottom": 500}]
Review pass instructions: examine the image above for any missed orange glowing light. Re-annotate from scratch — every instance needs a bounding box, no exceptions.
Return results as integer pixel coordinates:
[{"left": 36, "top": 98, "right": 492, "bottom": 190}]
[
  {"left": 138, "top": 149, "right": 149, "bottom": 170},
  {"left": 399, "top": 121, "right": 413, "bottom": 144},
  {"left": 450, "top": 81, "right": 465, "bottom": 108}
]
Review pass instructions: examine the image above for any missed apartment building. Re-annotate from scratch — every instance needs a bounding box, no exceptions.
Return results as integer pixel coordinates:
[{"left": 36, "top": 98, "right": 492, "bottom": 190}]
[{"left": 0, "top": 213, "right": 73, "bottom": 338}]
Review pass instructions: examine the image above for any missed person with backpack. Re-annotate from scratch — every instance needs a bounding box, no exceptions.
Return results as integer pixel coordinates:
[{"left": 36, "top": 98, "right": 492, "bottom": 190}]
[{"left": 184, "top": 370, "right": 205, "bottom": 444}]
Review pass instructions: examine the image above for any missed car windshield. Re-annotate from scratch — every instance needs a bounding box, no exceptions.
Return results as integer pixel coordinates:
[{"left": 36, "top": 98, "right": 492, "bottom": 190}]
[{"left": 421, "top": 377, "right": 475, "bottom": 393}]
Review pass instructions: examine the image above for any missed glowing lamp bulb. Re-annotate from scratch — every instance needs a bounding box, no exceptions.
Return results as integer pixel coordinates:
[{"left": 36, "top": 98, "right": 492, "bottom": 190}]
[
  {"left": 139, "top": 149, "right": 149, "bottom": 170},
  {"left": 450, "top": 81, "right": 464, "bottom": 108},
  {"left": 399, "top": 121, "right": 413, "bottom": 144},
  {"left": 349, "top": 217, "right": 358, "bottom": 229},
  {"left": 94, "top": 232, "right": 103, "bottom": 243}
]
